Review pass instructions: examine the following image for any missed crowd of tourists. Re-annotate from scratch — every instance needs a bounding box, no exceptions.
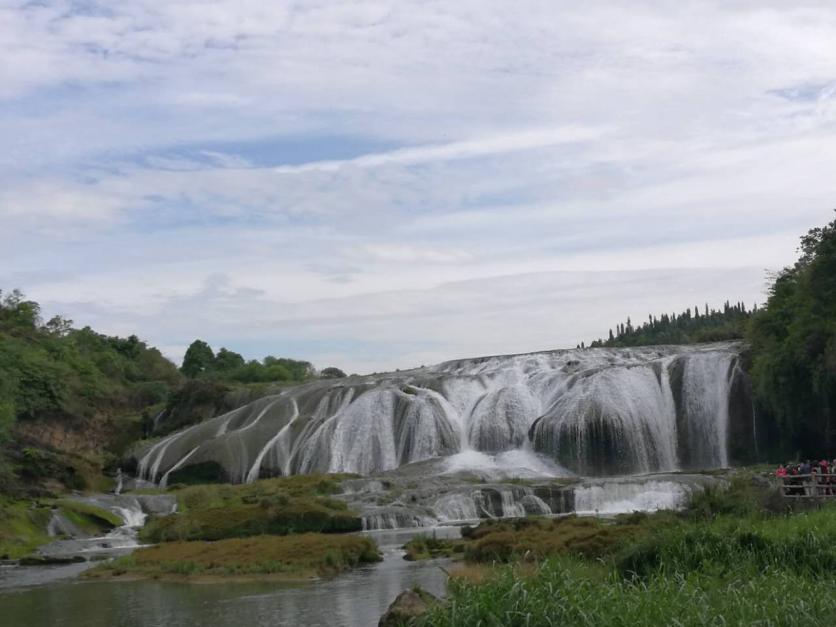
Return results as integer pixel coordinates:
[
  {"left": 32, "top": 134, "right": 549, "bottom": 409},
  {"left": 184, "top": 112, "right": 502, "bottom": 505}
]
[{"left": 775, "top": 460, "right": 836, "bottom": 496}]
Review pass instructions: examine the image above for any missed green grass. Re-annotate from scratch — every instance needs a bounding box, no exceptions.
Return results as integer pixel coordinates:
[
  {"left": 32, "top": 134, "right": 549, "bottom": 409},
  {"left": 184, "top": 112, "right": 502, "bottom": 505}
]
[
  {"left": 90, "top": 533, "right": 381, "bottom": 580},
  {"left": 54, "top": 499, "right": 123, "bottom": 528},
  {"left": 140, "top": 474, "right": 362, "bottom": 543},
  {"left": 416, "top": 480, "right": 836, "bottom": 627},
  {"left": 0, "top": 497, "right": 122, "bottom": 559},
  {"left": 0, "top": 498, "right": 52, "bottom": 559},
  {"left": 403, "top": 534, "right": 466, "bottom": 561},
  {"left": 421, "top": 557, "right": 836, "bottom": 626}
]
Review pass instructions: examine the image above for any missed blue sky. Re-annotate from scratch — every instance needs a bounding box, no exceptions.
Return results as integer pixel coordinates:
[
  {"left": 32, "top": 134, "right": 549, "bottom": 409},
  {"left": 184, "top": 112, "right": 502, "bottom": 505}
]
[{"left": 1, "top": 1, "right": 835, "bottom": 372}]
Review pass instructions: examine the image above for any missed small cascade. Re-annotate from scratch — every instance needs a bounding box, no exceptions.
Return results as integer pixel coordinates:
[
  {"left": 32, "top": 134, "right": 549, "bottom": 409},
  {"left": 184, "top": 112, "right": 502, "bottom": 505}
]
[
  {"left": 361, "top": 509, "right": 435, "bottom": 531},
  {"left": 36, "top": 495, "right": 172, "bottom": 562},
  {"left": 433, "top": 493, "right": 482, "bottom": 522},
  {"left": 431, "top": 486, "right": 553, "bottom": 523},
  {"left": 574, "top": 480, "right": 693, "bottom": 514}
]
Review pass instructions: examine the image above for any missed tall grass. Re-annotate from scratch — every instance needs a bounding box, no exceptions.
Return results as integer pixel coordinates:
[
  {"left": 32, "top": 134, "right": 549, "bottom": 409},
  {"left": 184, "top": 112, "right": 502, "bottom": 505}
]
[
  {"left": 422, "top": 559, "right": 836, "bottom": 626},
  {"left": 420, "top": 503, "right": 836, "bottom": 626}
]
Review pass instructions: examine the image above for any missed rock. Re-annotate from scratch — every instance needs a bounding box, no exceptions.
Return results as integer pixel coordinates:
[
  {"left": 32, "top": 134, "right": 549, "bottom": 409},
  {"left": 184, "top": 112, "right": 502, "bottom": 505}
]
[
  {"left": 19, "top": 554, "right": 86, "bottom": 566},
  {"left": 379, "top": 587, "right": 440, "bottom": 626}
]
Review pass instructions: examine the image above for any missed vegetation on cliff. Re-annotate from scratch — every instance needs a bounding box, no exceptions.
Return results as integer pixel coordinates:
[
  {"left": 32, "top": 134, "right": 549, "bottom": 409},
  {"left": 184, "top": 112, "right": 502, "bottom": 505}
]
[
  {"left": 0, "top": 291, "right": 181, "bottom": 493},
  {"left": 747, "top": 214, "right": 836, "bottom": 457},
  {"left": 0, "top": 291, "right": 325, "bottom": 494}
]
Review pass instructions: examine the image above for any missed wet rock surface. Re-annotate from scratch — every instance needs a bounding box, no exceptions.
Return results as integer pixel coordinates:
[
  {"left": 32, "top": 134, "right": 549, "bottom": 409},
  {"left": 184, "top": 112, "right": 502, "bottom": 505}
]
[{"left": 379, "top": 587, "right": 440, "bottom": 627}]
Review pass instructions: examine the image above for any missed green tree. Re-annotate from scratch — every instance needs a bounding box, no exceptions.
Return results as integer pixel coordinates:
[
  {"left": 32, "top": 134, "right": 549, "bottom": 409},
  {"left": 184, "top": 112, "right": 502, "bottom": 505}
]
[
  {"left": 214, "top": 347, "right": 245, "bottom": 371},
  {"left": 748, "top": 211, "right": 836, "bottom": 457},
  {"left": 321, "top": 367, "right": 347, "bottom": 379},
  {"left": 181, "top": 340, "right": 216, "bottom": 378}
]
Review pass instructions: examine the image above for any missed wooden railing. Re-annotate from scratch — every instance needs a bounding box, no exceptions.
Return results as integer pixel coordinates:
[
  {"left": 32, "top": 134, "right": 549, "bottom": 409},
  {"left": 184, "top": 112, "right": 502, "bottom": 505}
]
[{"left": 779, "top": 473, "right": 836, "bottom": 498}]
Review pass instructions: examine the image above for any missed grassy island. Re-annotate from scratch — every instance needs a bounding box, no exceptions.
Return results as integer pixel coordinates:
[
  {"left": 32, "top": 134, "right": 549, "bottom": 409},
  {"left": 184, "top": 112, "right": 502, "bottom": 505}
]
[
  {"left": 89, "top": 533, "right": 381, "bottom": 581},
  {"left": 140, "top": 474, "right": 362, "bottom": 543}
]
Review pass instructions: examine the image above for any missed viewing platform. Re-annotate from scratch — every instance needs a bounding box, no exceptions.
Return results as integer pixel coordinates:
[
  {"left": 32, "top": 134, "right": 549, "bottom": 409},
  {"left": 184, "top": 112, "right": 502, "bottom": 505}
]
[{"left": 779, "top": 474, "right": 836, "bottom": 498}]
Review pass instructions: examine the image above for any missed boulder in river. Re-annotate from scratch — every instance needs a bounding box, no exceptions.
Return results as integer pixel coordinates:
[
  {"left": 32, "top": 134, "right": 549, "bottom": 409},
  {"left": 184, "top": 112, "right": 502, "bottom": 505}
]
[{"left": 379, "top": 587, "right": 440, "bottom": 626}]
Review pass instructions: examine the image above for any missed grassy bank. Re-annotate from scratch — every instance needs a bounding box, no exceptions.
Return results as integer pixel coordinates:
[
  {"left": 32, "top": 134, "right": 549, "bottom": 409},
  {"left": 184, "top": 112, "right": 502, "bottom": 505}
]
[
  {"left": 140, "top": 474, "right": 361, "bottom": 542},
  {"left": 89, "top": 533, "right": 381, "bottom": 581},
  {"left": 424, "top": 555, "right": 836, "bottom": 626},
  {"left": 409, "top": 474, "right": 836, "bottom": 625}
]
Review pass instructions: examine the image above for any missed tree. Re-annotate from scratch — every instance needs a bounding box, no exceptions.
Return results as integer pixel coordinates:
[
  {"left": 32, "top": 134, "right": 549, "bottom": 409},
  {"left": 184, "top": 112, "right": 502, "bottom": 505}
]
[
  {"left": 321, "top": 367, "right": 347, "bottom": 379},
  {"left": 43, "top": 315, "right": 73, "bottom": 337},
  {"left": 181, "top": 340, "right": 215, "bottom": 378},
  {"left": 748, "top": 210, "right": 836, "bottom": 457},
  {"left": 214, "top": 347, "right": 245, "bottom": 371}
]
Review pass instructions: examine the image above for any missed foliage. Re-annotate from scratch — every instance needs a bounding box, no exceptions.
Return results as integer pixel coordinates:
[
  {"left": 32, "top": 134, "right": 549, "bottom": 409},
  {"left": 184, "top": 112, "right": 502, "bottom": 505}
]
[
  {"left": 586, "top": 301, "right": 754, "bottom": 348},
  {"left": 747, "top": 211, "right": 836, "bottom": 457},
  {"left": 179, "top": 339, "right": 313, "bottom": 384},
  {"left": 321, "top": 367, "right": 347, "bottom": 379},
  {"left": 180, "top": 340, "right": 215, "bottom": 377},
  {"left": 140, "top": 474, "right": 361, "bottom": 542},
  {"left": 421, "top": 555, "right": 836, "bottom": 626},
  {"left": 403, "top": 534, "right": 466, "bottom": 561},
  {"left": 0, "top": 289, "right": 184, "bottom": 493},
  {"left": 420, "top": 504, "right": 836, "bottom": 627}
]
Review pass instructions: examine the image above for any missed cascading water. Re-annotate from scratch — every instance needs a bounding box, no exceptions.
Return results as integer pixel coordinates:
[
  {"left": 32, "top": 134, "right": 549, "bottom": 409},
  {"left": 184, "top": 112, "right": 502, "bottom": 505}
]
[
  {"left": 131, "top": 343, "right": 756, "bottom": 485},
  {"left": 677, "top": 352, "right": 734, "bottom": 469}
]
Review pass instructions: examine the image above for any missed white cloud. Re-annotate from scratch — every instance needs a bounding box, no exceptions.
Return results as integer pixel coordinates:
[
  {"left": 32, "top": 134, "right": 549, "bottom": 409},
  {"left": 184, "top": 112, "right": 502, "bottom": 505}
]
[{"left": 1, "top": 1, "right": 835, "bottom": 372}]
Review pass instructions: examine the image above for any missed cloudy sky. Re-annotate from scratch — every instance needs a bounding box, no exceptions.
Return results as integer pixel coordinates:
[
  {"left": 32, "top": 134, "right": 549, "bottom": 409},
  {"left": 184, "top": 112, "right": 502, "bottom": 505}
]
[{"left": 2, "top": 1, "right": 835, "bottom": 373}]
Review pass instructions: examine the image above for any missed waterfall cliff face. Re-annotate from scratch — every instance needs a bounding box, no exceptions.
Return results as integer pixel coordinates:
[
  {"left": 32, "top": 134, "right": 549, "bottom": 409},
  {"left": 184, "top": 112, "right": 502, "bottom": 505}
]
[{"left": 132, "top": 342, "right": 756, "bottom": 484}]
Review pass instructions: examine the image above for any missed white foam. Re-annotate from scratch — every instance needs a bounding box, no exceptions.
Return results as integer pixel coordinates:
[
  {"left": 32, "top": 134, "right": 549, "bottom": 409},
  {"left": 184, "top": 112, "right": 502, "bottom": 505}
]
[{"left": 441, "top": 448, "right": 572, "bottom": 479}]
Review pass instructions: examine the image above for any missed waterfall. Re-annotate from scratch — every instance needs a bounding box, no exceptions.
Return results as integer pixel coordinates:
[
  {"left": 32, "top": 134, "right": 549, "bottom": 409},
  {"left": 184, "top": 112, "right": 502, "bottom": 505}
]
[
  {"left": 574, "top": 480, "right": 695, "bottom": 514},
  {"left": 530, "top": 363, "right": 679, "bottom": 475},
  {"left": 678, "top": 352, "right": 734, "bottom": 469},
  {"left": 131, "top": 343, "right": 753, "bottom": 484}
]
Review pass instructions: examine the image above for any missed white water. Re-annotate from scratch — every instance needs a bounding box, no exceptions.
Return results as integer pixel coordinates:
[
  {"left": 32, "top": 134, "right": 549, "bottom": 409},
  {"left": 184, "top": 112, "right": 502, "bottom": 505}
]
[
  {"left": 136, "top": 344, "right": 751, "bottom": 484},
  {"left": 574, "top": 480, "right": 693, "bottom": 515}
]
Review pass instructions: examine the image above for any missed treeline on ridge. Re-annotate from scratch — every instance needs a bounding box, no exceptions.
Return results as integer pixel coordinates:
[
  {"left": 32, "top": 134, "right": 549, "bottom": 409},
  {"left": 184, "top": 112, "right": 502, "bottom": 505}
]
[{"left": 583, "top": 301, "right": 755, "bottom": 349}]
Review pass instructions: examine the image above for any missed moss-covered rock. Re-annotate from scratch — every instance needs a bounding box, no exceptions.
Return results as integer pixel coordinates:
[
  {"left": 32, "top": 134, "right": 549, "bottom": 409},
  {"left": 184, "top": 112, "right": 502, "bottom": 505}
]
[{"left": 379, "top": 587, "right": 440, "bottom": 627}]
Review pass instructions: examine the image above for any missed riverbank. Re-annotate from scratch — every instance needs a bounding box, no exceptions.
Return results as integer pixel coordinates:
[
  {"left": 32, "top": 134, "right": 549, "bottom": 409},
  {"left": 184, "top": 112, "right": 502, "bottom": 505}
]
[
  {"left": 0, "top": 527, "right": 452, "bottom": 627},
  {"left": 397, "top": 474, "right": 836, "bottom": 625}
]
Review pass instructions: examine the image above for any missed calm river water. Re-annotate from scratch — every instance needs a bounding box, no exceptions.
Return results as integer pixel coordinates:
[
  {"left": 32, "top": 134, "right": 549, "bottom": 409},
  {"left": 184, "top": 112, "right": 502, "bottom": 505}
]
[{"left": 0, "top": 527, "right": 456, "bottom": 627}]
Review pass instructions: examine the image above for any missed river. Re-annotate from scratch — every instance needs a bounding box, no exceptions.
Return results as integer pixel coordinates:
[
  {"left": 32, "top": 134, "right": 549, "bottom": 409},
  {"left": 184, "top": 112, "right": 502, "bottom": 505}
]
[{"left": 0, "top": 527, "right": 457, "bottom": 627}]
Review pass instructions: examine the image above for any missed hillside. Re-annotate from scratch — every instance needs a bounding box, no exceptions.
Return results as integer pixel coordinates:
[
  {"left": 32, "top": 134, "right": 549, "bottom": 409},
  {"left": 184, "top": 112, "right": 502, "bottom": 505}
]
[{"left": 0, "top": 293, "right": 321, "bottom": 495}]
